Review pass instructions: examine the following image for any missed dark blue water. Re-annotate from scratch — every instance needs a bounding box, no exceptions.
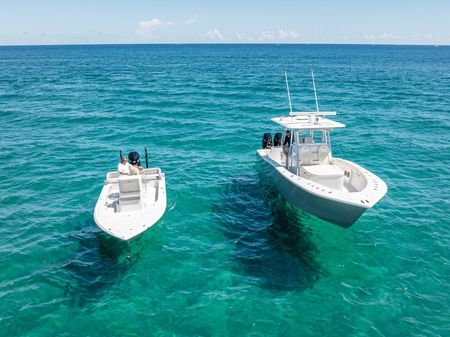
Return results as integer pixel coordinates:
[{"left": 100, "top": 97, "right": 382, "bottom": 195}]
[{"left": 1, "top": 44, "right": 449, "bottom": 336}]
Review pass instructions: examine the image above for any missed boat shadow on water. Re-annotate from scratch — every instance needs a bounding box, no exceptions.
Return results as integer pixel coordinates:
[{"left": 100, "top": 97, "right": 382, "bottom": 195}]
[
  {"left": 61, "top": 216, "right": 141, "bottom": 307},
  {"left": 214, "top": 172, "right": 322, "bottom": 292}
]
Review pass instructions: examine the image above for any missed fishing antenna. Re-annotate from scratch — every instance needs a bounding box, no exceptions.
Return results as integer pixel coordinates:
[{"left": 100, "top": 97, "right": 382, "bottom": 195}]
[
  {"left": 285, "top": 70, "right": 293, "bottom": 115},
  {"left": 144, "top": 148, "right": 149, "bottom": 168},
  {"left": 311, "top": 70, "right": 320, "bottom": 113}
]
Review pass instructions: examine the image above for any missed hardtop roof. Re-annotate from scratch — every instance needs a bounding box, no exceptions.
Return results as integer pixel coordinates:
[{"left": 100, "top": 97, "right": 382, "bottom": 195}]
[{"left": 271, "top": 112, "right": 345, "bottom": 130}]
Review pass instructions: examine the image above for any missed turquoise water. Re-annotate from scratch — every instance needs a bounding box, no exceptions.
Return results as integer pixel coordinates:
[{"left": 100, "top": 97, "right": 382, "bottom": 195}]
[{"left": 1, "top": 44, "right": 449, "bottom": 336}]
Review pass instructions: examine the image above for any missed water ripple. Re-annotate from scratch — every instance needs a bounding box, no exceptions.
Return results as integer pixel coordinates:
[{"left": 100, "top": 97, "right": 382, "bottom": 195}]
[{"left": 1, "top": 44, "right": 449, "bottom": 336}]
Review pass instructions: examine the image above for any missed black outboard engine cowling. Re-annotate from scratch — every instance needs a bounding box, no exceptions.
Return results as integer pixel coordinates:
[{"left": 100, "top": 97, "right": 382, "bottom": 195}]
[
  {"left": 262, "top": 133, "right": 272, "bottom": 149},
  {"left": 274, "top": 132, "right": 282, "bottom": 146},
  {"left": 128, "top": 151, "right": 141, "bottom": 166}
]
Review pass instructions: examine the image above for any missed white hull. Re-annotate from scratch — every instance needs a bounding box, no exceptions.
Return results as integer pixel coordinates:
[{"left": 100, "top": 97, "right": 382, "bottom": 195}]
[
  {"left": 257, "top": 148, "right": 387, "bottom": 227},
  {"left": 94, "top": 168, "right": 167, "bottom": 240}
]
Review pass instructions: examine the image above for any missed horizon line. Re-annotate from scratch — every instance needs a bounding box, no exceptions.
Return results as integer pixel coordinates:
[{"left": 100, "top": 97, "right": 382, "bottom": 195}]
[{"left": 0, "top": 42, "right": 448, "bottom": 47}]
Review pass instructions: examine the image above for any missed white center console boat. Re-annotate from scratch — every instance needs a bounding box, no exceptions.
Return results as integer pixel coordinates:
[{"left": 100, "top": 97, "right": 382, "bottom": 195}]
[{"left": 256, "top": 73, "right": 387, "bottom": 227}]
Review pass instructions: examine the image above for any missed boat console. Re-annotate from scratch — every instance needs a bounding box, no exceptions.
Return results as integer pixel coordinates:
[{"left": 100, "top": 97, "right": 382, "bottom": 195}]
[{"left": 118, "top": 175, "right": 142, "bottom": 211}]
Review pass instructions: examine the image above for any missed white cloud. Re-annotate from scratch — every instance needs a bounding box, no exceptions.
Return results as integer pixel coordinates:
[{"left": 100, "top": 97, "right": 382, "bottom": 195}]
[
  {"left": 140, "top": 18, "right": 162, "bottom": 30},
  {"left": 258, "top": 30, "right": 299, "bottom": 42},
  {"left": 205, "top": 29, "right": 223, "bottom": 41},
  {"left": 278, "top": 30, "right": 299, "bottom": 40},
  {"left": 363, "top": 32, "right": 375, "bottom": 40},
  {"left": 258, "top": 31, "right": 275, "bottom": 41},
  {"left": 136, "top": 18, "right": 162, "bottom": 37},
  {"left": 278, "top": 30, "right": 289, "bottom": 39},
  {"left": 411, "top": 33, "right": 434, "bottom": 41},
  {"left": 290, "top": 31, "right": 299, "bottom": 39},
  {"left": 235, "top": 32, "right": 256, "bottom": 42},
  {"left": 364, "top": 32, "right": 400, "bottom": 42},
  {"left": 380, "top": 32, "right": 395, "bottom": 39}
]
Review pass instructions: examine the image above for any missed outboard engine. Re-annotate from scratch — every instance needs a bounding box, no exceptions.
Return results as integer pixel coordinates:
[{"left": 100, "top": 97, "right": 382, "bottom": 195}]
[
  {"left": 128, "top": 151, "right": 141, "bottom": 166},
  {"left": 262, "top": 133, "right": 272, "bottom": 149},
  {"left": 274, "top": 132, "right": 282, "bottom": 146}
]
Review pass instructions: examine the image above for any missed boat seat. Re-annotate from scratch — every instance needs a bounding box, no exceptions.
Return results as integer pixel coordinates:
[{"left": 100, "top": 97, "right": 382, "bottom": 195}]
[
  {"left": 143, "top": 168, "right": 160, "bottom": 175},
  {"left": 301, "top": 164, "right": 344, "bottom": 190},
  {"left": 300, "top": 144, "right": 332, "bottom": 165},
  {"left": 142, "top": 168, "right": 161, "bottom": 181},
  {"left": 302, "top": 164, "right": 343, "bottom": 178},
  {"left": 300, "top": 146, "right": 312, "bottom": 165},
  {"left": 106, "top": 172, "right": 120, "bottom": 184},
  {"left": 119, "top": 176, "right": 141, "bottom": 203},
  {"left": 119, "top": 191, "right": 141, "bottom": 201},
  {"left": 312, "top": 150, "right": 319, "bottom": 162},
  {"left": 318, "top": 145, "right": 331, "bottom": 164}
]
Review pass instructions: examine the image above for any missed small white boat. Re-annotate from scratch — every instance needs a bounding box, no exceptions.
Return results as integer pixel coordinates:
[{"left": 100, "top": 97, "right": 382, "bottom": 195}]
[
  {"left": 94, "top": 151, "right": 166, "bottom": 240},
  {"left": 256, "top": 72, "right": 387, "bottom": 227}
]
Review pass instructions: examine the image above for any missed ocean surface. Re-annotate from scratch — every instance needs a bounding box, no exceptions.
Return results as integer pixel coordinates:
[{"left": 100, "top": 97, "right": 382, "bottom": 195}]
[{"left": 0, "top": 44, "right": 449, "bottom": 336}]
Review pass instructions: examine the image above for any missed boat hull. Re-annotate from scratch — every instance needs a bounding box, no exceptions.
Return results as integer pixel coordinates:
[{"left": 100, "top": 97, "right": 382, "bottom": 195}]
[{"left": 257, "top": 153, "right": 366, "bottom": 227}]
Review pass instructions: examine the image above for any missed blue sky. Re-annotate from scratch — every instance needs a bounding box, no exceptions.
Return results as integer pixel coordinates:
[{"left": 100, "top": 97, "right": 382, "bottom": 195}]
[{"left": 0, "top": 0, "right": 449, "bottom": 45}]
